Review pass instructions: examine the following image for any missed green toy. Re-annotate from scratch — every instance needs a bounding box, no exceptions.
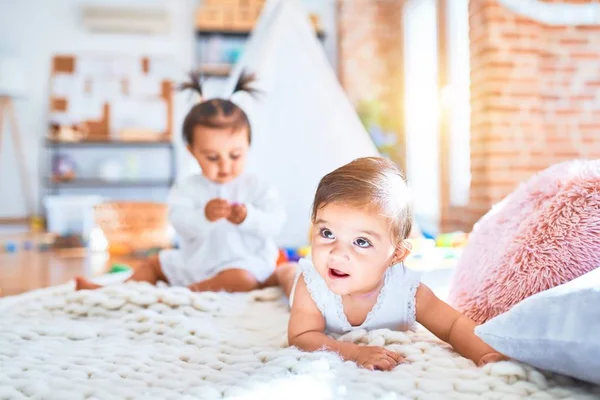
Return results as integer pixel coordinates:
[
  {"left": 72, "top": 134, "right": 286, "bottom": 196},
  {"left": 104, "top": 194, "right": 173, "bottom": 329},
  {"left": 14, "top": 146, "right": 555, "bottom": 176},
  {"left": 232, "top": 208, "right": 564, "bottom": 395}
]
[{"left": 109, "top": 263, "right": 132, "bottom": 273}]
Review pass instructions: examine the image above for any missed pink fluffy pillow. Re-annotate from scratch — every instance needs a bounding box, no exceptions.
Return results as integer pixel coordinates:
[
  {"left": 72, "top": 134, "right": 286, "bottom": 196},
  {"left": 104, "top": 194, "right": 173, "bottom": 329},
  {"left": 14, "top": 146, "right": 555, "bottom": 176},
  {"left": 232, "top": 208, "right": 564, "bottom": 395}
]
[{"left": 448, "top": 160, "right": 600, "bottom": 324}]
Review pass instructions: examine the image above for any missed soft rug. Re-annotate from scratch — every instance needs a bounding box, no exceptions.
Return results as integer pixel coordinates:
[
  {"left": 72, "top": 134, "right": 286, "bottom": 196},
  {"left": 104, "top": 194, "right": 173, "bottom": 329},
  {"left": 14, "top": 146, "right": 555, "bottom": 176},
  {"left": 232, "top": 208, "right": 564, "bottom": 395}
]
[{"left": 1, "top": 282, "right": 598, "bottom": 400}]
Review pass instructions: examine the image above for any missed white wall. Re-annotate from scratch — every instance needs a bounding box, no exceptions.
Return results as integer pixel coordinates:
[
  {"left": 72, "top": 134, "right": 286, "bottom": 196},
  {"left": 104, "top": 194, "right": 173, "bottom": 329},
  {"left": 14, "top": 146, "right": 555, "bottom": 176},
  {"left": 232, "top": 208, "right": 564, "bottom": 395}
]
[
  {"left": 0, "top": 0, "right": 337, "bottom": 219},
  {"left": 0, "top": 0, "right": 198, "bottom": 218}
]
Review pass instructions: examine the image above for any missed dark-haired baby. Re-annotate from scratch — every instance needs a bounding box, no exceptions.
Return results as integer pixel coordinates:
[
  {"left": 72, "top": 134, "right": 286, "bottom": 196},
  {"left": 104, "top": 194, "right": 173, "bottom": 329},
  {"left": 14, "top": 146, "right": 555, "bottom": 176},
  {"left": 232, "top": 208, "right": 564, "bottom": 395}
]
[{"left": 76, "top": 75, "right": 286, "bottom": 293}]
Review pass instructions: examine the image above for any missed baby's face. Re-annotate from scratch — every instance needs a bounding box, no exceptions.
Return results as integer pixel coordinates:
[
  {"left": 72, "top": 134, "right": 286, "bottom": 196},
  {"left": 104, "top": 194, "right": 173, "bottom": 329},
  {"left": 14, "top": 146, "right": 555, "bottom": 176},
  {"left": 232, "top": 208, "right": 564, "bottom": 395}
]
[
  {"left": 311, "top": 203, "right": 403, "bottom": 296},
  {"left": 188, "top": 126, "right": 249, "bottom": 184}
]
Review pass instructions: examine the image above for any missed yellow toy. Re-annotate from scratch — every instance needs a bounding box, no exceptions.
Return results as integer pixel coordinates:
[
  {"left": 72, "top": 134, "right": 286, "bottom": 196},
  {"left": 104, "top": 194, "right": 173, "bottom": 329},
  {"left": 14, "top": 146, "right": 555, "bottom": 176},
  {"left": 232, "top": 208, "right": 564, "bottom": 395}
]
[
  {"left": 436, "top": 232, "right": 469, "bottom": 248},
  {"left": 30, "top": 215, "right": 45, "bottom": 233},
  {"left": 298, "top": 246, "right": 311, "bottom": 257}
]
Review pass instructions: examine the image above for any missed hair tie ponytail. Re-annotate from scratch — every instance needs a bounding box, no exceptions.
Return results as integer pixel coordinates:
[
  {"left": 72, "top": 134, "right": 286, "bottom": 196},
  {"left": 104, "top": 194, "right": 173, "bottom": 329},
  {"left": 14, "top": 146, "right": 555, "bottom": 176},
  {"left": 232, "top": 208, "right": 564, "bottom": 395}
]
[
  {"left": 231, "top": 69, "right": 261, "bottom": 98},
  {"left": 177, "top": 70, "right": 204, "bottom": 102},
  {"left": 179, "top": 69, "right": 259, "bottom": 146}
]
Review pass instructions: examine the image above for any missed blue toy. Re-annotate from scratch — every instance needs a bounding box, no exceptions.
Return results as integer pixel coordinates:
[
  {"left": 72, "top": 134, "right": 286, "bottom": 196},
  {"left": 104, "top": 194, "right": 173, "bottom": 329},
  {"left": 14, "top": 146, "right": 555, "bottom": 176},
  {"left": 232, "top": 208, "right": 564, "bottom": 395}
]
[
  {"left": 422, "top": 230, "right": 435, "bottom": 240},
  {"left": 5, "top": 242, "right": 17, "bottom": 253},
  {"left": 285, "top": 248, "right": 301, "bottom": 262}
]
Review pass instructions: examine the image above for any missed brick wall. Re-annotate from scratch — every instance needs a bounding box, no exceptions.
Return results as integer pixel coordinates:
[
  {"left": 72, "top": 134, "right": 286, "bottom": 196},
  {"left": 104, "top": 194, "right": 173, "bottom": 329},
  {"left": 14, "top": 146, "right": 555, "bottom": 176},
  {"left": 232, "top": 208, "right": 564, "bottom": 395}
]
[
  {"left": 337, "top": 0, "right": 406, "bottom": 170},
  {"left": 442, "top": 0, "right": 600, "bottom": 231},
  {"left": 338, "top": 0, "right": 600, "bottom": 232}
]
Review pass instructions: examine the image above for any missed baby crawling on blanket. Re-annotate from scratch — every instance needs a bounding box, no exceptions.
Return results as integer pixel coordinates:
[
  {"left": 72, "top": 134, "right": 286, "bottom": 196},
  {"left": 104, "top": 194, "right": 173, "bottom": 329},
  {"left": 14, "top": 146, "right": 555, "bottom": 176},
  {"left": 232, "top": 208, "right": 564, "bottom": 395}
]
[
  {"left": 76, "top": 72, "right": 285, "bottom": 293},
  {"left": 277, "top": 157, "right": 508, "bottom": 371}
]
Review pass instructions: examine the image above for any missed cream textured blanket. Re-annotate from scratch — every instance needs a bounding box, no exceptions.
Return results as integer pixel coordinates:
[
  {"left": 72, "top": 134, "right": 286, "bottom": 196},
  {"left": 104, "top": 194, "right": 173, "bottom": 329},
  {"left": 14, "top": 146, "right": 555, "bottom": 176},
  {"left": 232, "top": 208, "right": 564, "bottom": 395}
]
[{"left": 1, "top": 282, "right": 598, "bottom": 400}]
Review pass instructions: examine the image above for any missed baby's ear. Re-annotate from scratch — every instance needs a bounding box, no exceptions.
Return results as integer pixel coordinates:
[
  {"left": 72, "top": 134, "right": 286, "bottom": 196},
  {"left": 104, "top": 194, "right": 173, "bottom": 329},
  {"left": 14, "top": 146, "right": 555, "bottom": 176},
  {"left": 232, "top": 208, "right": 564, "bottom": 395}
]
[{"left": 391, "top": 241, "right": 411, "bottom": 265}]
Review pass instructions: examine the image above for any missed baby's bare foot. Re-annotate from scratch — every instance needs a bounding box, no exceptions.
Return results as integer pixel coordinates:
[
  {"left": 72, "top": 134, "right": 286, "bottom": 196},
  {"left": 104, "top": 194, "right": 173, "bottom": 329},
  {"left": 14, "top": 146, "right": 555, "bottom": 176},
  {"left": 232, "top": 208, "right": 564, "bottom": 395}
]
[{"left": 74, "top": 276, "right": 102, "bottom": 291}]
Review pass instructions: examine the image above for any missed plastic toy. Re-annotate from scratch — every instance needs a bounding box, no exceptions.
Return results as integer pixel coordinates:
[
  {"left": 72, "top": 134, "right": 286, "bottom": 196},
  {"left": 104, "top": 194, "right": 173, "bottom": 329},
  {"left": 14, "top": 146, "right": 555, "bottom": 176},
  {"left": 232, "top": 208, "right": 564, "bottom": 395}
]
[
  {"left": 226, "top": 47, "right": 243, "bottom": 64},
  {"left": 38, "top": 243, "right": 51, "bottom": 252},
  {"left": 436, "top": 232, "right": 469, "bottom": 248},
  {"left": 109, "top": 263, "right": 132, "bottom": 273},
  {"left": 297, "top": 246, "right": 311, "bottom": 257},
  {"left": 5, "top": 242, "right": 17, "bottom": 253},
  {"left": 443, "top": 249, "right": 459, "bottom": 259},
  {"left": 108, "top": 243, "right": 130, "bottom": 256},
  {"left": 51, "top": 154, "right": 77, "bottom": 182},
  {"left": 22, "top": 241, "right": 34, "bottom": 251},
  {"left": 276, "top": 248, "right": 289, "bottom": 266},
  {"left": 419, "top": 229, "right": 435, "bottom": 240},
  {"left": 30, "top": 215, "right": 45, "bottom": 232},
  {"left": 130, "top": 247, "right": 161, "bottom": 259},
  {"left": 285, "top": 248, "right": 300, "bottom": 262},
  {"left": 145, "top": 247, "right": 161, "bottom": 256}
]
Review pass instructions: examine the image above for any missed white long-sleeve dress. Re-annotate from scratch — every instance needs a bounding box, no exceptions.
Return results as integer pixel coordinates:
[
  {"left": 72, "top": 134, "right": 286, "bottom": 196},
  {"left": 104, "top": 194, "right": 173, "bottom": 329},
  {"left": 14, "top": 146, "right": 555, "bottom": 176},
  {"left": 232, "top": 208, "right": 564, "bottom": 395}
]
[{"left": 159, "top": 172, "right": 286, "bottom": 286}]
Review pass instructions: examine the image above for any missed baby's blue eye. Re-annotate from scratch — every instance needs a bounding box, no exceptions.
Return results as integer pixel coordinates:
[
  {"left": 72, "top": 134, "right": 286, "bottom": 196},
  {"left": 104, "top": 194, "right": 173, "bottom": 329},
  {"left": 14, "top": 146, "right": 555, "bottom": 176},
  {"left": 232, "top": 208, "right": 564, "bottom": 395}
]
[
  {"left": 230, "top": 154, "right": 241, "bottom": 160},
  {"left": 320, "top": 228, "right": 334, "bottom": 239},
  {"left": 207, "top": 155, "right": 219, "bottom": 162},
  {"left": 354, "top": 238, "right": 371, "bottom": 248}
]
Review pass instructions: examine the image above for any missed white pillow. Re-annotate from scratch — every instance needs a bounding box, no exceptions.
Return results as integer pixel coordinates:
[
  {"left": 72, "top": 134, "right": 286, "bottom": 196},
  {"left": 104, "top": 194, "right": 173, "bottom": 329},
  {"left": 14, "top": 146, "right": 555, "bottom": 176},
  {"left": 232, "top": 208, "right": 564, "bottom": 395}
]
[{"left": 475, "top": 267, "right": 600, "bottom": 385}]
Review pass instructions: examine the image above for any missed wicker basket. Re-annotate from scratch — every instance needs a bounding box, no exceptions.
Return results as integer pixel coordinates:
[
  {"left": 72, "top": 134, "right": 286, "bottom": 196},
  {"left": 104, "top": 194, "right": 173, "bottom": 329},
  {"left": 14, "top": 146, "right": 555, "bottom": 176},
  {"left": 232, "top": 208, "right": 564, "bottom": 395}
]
[
  {"left": 196, "top": 0, "right": 266, "bottom": 31},
  {"left": 196, "top": 1, "right": 320, "bottom": 35},
  {"left": 94, "top": 201, "right": 171, "bottom": 255}
]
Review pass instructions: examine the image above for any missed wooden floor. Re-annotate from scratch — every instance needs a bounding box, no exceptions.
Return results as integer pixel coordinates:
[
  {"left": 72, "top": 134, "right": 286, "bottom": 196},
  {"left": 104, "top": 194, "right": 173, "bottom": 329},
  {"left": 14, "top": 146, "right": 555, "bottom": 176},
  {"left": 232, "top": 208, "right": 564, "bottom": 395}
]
[
  {"left": 0, "top": 231, "right": 142, "bottom": 297},
  {"left": 1, "top": 229, "right": 461, "bottom": 298}
]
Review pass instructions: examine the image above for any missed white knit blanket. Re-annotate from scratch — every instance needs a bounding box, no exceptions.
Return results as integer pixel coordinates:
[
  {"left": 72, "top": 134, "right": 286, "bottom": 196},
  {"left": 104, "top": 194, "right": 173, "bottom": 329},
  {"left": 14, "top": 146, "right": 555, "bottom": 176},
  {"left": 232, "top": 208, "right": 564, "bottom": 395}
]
[{"left": 1, "top": 282, "right": 599, "bottom": 400}]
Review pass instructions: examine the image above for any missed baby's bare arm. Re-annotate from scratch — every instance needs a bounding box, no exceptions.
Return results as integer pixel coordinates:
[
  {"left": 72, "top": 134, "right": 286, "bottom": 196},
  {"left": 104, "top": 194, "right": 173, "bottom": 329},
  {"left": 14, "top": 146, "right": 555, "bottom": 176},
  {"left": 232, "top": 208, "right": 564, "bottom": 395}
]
[
  {"left": 415, "top": 284, "right": 508, "bottom": 366},
  {"left": 288, "top": 277, "right": 359, "bottom": 361}
]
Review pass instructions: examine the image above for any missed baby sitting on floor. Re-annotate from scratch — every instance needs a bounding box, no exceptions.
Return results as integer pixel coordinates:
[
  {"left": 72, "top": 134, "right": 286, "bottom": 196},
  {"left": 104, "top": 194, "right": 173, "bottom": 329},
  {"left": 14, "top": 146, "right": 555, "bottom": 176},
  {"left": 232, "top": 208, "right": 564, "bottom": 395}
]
[
  {"left": 77, "top": 72, "right": 285, "bottom": 293},
  {"left": 277, "top": 157, "right": 508, "bottom": 370}
]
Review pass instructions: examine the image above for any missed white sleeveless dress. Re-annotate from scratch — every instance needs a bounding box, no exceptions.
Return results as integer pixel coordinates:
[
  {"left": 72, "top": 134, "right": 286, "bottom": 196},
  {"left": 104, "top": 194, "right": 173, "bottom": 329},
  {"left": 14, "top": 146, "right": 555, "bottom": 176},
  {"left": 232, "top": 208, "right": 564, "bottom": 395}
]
[{"left": 290, "top": 257, "right": 422, "bottom": 334}]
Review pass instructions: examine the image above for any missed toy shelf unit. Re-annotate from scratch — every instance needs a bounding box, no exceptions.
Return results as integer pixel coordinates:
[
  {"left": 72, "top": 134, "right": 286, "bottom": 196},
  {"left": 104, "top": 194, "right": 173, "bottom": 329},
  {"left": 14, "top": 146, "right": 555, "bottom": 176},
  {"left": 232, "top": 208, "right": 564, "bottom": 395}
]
[
  {"left": 43, "top": 138, "right": 176, "bottom": 192},
  {"left": 42, "top": 139, "right": 176, "bottom": 240},
  {"left": 194, "top": 0, "right": 325, "bottom": 77},
  {"left": 48, "top": 54, "right": 174, "bottom": 142},
  {"left": 41, "top": 53, "right": 178, "bottom": 235}
]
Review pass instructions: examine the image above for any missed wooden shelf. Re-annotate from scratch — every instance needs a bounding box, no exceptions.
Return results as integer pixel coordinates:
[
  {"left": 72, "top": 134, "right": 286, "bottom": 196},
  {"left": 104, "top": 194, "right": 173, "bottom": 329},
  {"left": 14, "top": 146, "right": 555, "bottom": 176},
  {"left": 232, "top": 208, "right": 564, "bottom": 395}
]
[
  {"left": 196, "top": 28, "right": 326, "bottom": 40},
  {"left": 196, "top": 28, "right": 253, "bottom": 37},
  {"left": 45, "top": 138, "right": 174, "bottom": 148},
  {"left": 44, "top": 178, "right": 174, "bottom": 188},
  {"left": 199, "top": 64, "right": 233, "bottom": 77}
]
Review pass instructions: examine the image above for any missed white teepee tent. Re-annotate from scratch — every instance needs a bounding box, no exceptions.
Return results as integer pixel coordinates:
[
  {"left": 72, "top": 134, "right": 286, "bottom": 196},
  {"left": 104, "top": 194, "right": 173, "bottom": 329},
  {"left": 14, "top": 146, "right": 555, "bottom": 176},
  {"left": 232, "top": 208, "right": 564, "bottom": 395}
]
[{"left": 225, "top": 0, "right": 379, "bottom": 247}]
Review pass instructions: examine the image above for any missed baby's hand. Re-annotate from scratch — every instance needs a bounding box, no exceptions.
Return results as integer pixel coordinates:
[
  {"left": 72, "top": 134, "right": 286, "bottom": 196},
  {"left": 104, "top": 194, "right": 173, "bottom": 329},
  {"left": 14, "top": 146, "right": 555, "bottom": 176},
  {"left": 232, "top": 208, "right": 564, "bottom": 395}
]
[
  {"left": 354, "top": 346, "right": 404, "bottom": 371},
  {"left": 228, "top": 203, "right": 247, "bottom": 225},
  {"left": 205, "top": 199, "right": 231, "bottom": 222},
  {"left": 477, "top": 352, "right": 509, "bottom": 366}
]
